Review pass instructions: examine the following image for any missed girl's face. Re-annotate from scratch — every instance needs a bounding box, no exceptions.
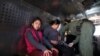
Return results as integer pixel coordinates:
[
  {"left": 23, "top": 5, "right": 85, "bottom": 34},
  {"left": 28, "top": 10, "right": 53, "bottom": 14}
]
[
  {"left": 32, "top": 20, "right": 41, "bottom": 30},
  {"left": 52, "top": 24, "right": 59, "bottom": 30}
]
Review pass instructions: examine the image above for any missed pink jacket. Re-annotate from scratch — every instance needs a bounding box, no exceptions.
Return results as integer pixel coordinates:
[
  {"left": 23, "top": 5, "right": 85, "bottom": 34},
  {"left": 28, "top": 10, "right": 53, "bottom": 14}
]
[{"left": 17, "top": 28, "right": 43, "bottom": 54}]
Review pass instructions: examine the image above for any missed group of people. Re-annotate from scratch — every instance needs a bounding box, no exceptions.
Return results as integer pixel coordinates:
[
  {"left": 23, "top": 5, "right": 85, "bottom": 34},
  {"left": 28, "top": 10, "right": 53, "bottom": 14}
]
[{"left": 17, "top": 17, "right": 95, "bottom": 56}]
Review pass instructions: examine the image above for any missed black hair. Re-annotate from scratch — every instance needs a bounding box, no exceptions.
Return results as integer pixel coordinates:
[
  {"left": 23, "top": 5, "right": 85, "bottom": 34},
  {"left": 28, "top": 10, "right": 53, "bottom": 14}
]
[
  {"left": 49, "top": 19, "right": 61, "bottom": 25},
  {"left": 29, "top": 17, "right": 42, "bottom": 27}
]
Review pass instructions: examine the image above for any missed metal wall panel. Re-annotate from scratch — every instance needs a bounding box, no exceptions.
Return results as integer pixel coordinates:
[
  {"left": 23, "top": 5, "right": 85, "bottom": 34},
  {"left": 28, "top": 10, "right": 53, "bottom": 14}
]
[{"left": 0, "top": 0, "right": 42, "bottom": 56}]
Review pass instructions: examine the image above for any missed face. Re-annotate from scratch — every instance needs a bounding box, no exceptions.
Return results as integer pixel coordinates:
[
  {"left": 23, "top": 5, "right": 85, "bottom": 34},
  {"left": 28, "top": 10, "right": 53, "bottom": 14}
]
[
  {"left": 52, "top": 24, "right": 59, "bottom": 30},
  {"left": 32, "top": 20, "right": 41, "bottom": 30}
]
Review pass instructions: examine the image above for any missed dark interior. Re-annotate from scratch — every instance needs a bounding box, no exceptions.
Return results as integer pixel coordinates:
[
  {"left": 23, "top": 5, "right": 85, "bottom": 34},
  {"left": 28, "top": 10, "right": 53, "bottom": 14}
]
[{"left": 0, "top": 0, "right": 100, "bottom": 56}]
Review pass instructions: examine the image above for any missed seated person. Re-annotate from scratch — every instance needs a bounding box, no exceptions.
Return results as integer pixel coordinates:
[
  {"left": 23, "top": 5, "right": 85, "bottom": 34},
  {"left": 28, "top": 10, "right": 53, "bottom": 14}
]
[
  {"left": 43, "top": 19, "right": 73, "bottom": 56},
  {"left": 18, "top": 17, "right": 58, "bottom": 56}
]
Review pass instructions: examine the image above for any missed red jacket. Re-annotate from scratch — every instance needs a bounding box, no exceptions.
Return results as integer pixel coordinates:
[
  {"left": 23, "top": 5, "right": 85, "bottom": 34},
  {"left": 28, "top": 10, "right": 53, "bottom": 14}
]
[{"left": 17, "top": 28, "right": 43, "bottom": 54}]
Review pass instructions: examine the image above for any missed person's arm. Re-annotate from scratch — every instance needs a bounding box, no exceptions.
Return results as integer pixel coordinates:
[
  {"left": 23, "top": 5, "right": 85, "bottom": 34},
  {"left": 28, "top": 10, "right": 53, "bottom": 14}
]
[
  {"left": 72, "top": 35, "right": 80, "bottom": 44},
  {"left": 43, "top": 36, "right": 59, "bottom": 53},
  {"left": 43, "top": 37, "right": 53, "bottom": 49},
  {"left": 68, "top": 35, "right": 80, "bottom": 47},
  {"left": 44, "top": 27, "right": 60, "bottom": 46},
  {"left": 49, "top": 31, "right": 59, "bottom": 45},
  {"left": 26, "top": 31, "right": 47, "bottom": 51}
]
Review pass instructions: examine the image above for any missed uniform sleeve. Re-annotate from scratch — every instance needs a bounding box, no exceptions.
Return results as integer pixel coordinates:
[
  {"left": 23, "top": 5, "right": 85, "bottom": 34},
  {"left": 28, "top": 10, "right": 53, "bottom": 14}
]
[
  {"left": 73, "top": 35, "right": 80, "bottom": 44},
  {"left": 26, "top": 31, "right": 47, "bottom": 51}
]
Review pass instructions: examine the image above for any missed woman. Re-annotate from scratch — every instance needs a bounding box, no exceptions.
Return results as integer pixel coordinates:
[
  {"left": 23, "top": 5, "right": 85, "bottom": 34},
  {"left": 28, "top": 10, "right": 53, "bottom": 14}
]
[
  {"left": 43, "top": 19, "right": 72, "bottom": 56},
  {"left": 19, "top": 17, "right": 58, "bottom": 56}
]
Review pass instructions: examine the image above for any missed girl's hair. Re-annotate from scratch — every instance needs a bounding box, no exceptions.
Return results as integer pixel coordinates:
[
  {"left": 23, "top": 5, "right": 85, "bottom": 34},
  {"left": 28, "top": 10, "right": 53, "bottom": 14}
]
[
  {"left": 49, "top": 19, "right": 61, "bottom": 25},
  {"left": 29, "top": 17, "right": 42, "bottom": 27}
]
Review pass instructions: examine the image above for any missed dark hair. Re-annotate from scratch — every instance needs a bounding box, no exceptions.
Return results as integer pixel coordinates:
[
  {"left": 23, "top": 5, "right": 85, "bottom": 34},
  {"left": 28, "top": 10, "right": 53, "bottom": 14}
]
[
  {"left": 29, "top": 17, "right": 42, "bottom": 27},
  {"left": 49, "top": 19, "right": 61, "bottom": 25}
]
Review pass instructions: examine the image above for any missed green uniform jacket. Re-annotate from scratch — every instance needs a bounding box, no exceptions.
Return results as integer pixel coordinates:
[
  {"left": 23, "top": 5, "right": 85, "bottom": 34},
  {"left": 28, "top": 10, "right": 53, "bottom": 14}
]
[{"left": 73, "top": 21, "right": 95, "bottom": 56}]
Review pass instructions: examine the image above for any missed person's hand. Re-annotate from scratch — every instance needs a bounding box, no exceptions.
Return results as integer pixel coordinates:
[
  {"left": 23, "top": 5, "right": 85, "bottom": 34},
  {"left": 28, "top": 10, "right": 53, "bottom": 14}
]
[
  {"left": 51, "top": 48, "right": 59, "bottom": 53},
  {"left": 50, "top": 40, "right": 58, "bottom": 45},
  {"left": 68, "top": 42, "right": 74, "bottom": 47},
  {"left": 43, "top": 50, "right": 52, "bottom": 56}
]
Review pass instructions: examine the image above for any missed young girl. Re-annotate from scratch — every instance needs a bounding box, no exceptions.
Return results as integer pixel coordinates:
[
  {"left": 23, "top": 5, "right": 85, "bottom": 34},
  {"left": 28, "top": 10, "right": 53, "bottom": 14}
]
[
  {"left": 18, "top": 17, "right": 58, "bottom": 56},
  {"left": 43, "top": 19, "right": 72, "bottom": 56}
]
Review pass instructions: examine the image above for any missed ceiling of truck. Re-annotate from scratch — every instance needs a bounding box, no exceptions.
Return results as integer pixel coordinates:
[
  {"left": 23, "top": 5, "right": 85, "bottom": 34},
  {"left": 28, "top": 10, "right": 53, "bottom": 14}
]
[{"left": 24, "top": 0, "right": 98, "bottom": 16}]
